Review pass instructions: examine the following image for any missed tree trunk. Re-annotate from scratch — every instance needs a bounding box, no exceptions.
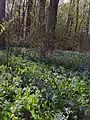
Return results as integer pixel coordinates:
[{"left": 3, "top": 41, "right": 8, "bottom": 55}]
[
  {"left": 47, "top": 0, "right": 59, "bottom": 56},
  {"left": 74, "top": 0, "right": 80, "bottom": 34},
  {"left": 17, "top": 0, "right": 22, "bottom": 39},
  {"left": 78, "top": 0, "right": 86, "bottom": 32},
  {"left": 83, "top": 2, "right": 90, "bottom": 51},
  {"left": 66, "top": 0, "right": 75, "bottom": 34},
  {"left": 39, "top": 0, "right": 46, "bottom": 59},
  {"left": 63, "top": 0, "right": 75, "bottom": 50},
  {"left": 21, "top": 0, "right": 25, "bottom": 37},
  {"left": 85, "top": 2, "right": 90, "bottom": 39},
  {"left": 0, "top": 0, "right": 6, "bottom": 48},
  {"left": 26, "top": 0, "right": 33, "bottom": 36},
  {"left": 19, "top": 0, "right": 22, "bottom": 34},
  {"left": 79, "top": 0, "right": 87, "bottom": 51}
]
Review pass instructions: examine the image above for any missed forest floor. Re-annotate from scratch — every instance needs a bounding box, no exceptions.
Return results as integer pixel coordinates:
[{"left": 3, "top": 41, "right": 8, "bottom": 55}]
[{"left": 0, "top": 49, "right": 90, "bottom": 120}]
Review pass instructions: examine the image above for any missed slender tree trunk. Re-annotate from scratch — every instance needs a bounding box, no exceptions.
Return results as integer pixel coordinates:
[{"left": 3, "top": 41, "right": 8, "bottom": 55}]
[
  {"left": 68, "top": 0, "right": 75, "bottom": 35},
  {"left": 83, "top": 2, "right": 90, "bottom": 51},
  {"left": 78, "top": 1, "right": 86, "bottom": 32},
  {"left": 0, "top": 0, "right": 6, "bottom": 48},
  {"left": 79, "top": 0, "right": 87, "bottom": 51},
  {"left": 85, "top": 2, "right": 90, "bottom": 39},
  {"left": 75, "top": 0, "right": 80, "bottom": 34},
  {"left": 74, "top": 0, "right": 80, "bottom": 50},
  {"left": 21, "top": 0, "right": 26, "bottom": 37},
  {"left": 39, "top": 0, "right": 46, "bottom": 59},
  {"left": 33, "top": 0, "right": 37, "bottom": 27},
  {"left": 18, "top": 0, "right": 22, "bottom": 37},
  {"left": 66, "top": 0, "right": 72, "bottom": 33},
  {"left": 26, "top": 0, "right": 33, "bottom": 36},
  {"left": 66, "top": 0, "right": 75, "bottom": 34}
]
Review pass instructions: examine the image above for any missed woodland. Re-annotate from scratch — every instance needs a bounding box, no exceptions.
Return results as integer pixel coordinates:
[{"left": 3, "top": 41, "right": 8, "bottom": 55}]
[{"left": 0, "top": 0, "right": 90, "bottom": 120}]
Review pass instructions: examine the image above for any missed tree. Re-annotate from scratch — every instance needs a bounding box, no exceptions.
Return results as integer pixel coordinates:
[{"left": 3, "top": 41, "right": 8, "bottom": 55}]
[
  {"left": 47, "top": 0, "right": 59, "bottom": 54},
  {"left": 82, "top": 1, "right": 90, "bottom": 51},
  {"left": 66, "top": 0, "right": 75, "bottom": 34},
  {"left": 18, "top": 0, "right": 22, "bottom": 37},
  {"left": 21, "top": 0, "right": 26, "bottom": 37},
  {"left": 85, "top": 2, "right": 90, "bottom": 40},
  {"left": 74, "top": 0, "right": 80, "bottom": 34},
  {"left": 39, "top": 0, "right": 59, "bottom": 58},
  {"left": 39, "top": 0, "right": 46, "bottom": 59},
  {"left": 0, "top": 0, "right": 6, "bottom": 48},
  {"left": 26, "top": 0, "right": 33, "bottom": 36}
]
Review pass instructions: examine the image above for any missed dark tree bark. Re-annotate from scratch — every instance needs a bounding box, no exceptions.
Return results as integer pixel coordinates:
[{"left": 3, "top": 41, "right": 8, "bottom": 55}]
[
  {"left": 26, "top": 0, "right": 33, "bottom": 36},
  {"left": 33, "top": 0, "right": 37, "bottom": 27},
  {"left": 39, "top": 0, "right": 46, "bottom": 59},
  {"left": 18, "top": 0, "right": 22, "bottom": 37},
  {"left": 85, "top": 2, "right": 90, "bottom": 39},
  {"left": 75, "top": 0, "right": 80, "bottom": 34},
  {"left": 39, "top": 0, "right": 59, "bottom": 59},
  {"left": 47, "top": 0, "right": 59, "bottom": 54},
  {"left": 0, "top": 0, "right": 6, "bottom": 48},
  {"left": 74, "top": 0, "right": 80, "bottom": 49},
  {"left": 21, "top": 0, "right": 26, "bottom": 37}
]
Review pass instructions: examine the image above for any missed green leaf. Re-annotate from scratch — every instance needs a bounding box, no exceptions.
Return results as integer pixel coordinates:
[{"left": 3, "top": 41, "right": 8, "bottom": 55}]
[
  {"left": 16, "top": 12, "right": 18, "bottom": 16},
  {"left": 0, "top": 24, "right": 5, "bottom": 32}
]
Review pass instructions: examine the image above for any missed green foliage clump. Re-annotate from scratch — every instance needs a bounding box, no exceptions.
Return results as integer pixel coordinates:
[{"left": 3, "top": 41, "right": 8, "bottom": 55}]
[{"left": 0, "top": 50, "right": 90, "bottom": 120}]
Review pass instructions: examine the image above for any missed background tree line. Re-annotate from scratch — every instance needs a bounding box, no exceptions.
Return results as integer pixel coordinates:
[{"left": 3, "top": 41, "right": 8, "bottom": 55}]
[{"left": 0, "top": 0, "right": 90, "bottom": 58}]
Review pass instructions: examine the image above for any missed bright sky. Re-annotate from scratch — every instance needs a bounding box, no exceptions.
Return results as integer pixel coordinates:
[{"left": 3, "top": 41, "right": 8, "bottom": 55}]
[
  {"left": 64, "top": 0, "right": 69, "bottom": 3},
  {"left": 59, "top": 0, "right": 69, "bottom": 4}
]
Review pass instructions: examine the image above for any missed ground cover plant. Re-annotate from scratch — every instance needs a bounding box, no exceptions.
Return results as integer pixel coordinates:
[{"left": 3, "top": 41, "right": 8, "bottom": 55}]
[{"left": 0, "top": 50, "right": 90, "bottom": 120}]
